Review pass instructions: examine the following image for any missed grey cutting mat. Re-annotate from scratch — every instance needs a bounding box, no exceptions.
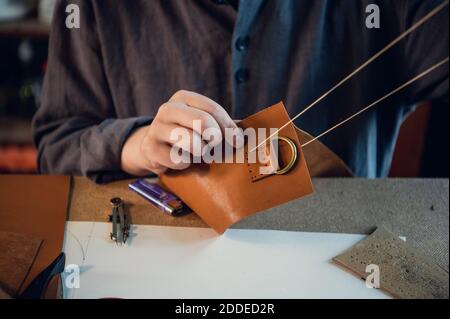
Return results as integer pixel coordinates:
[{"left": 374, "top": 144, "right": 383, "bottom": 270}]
[{"left": 233, "top": 178, "right": 449, "bottom": 271}]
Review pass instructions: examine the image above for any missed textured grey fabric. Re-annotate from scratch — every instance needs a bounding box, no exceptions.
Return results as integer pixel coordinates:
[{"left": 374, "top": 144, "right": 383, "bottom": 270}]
[{"left": 233, "top": 178, "right": 449, "bottom": 271}]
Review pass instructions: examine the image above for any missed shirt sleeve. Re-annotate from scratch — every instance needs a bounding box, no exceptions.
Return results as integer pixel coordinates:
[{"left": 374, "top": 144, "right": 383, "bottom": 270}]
[
  {"left": 402, "top": 0, "right": 449, "bottom": 105},
  {"left": 32, "top": 0, "right": 151, "bottom": 183}
]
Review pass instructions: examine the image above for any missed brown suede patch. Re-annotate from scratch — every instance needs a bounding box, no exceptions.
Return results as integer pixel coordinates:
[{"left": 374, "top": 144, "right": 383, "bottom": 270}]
[
  {"left": 0, "top": 231, "right": 42, "bottom": 297},
  {"left": 333, "top": 227, "right": 449, "bottom": 299}
]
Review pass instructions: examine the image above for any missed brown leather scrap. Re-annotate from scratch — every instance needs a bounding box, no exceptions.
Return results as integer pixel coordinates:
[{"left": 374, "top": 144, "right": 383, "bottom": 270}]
[
  {"left": 0, "top": 231, "right": 42, "bottom": 297},
  {"left": 0, "top": 175, "right": 70, "bottom": 298}
]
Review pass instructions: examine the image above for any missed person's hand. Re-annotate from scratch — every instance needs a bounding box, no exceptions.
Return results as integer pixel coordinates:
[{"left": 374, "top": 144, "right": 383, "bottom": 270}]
[{"left": 121, "top": 90, "right": 244, "bottom": 175}]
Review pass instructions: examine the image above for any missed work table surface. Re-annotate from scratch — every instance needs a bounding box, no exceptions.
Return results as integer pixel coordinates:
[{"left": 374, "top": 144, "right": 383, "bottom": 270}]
[{"left": 69, "top": 177, "right": 449, "bottom": 271}]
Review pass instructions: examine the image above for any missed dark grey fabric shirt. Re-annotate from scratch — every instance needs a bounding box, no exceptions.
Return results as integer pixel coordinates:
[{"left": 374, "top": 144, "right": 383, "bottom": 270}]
[{"left": 33, "top": 0, "right": 449, "bottom": 183}]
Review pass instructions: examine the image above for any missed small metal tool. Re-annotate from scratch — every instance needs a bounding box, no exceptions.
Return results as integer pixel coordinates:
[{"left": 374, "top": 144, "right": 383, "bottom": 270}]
[{"left": 108, "top": 197, "right": 130, "bottom": 244}]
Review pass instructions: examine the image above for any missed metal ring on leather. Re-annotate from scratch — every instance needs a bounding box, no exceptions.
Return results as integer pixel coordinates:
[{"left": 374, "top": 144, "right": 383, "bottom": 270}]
[{"left": 274, "top": 136, "right": 298, "bottom": 175}]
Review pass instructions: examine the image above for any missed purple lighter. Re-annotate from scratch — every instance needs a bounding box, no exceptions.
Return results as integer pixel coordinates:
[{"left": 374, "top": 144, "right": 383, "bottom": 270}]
[{"left": 128, "top": 179, "right": 187, "bottom": 216}]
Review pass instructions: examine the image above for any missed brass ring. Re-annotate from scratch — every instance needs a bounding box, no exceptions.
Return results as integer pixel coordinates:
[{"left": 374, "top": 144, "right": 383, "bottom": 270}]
[{"left": 274, "top": 136, "right": 298, "bottom": 175}]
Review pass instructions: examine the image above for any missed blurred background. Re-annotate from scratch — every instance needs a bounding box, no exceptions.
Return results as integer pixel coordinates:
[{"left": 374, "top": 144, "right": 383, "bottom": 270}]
[{"left": 0, "top": 0, "right": 448, "bottom": 177}]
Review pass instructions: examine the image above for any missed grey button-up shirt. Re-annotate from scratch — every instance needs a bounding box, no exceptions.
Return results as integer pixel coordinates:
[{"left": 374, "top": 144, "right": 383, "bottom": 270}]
[{"left": 33, "top": 0, "right": 449, "bottom": 183}]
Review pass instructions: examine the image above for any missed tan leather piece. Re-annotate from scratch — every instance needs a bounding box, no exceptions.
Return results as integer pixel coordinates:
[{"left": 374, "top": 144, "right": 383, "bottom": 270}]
[
  {"left": 296, "top": 129, "right": 354, "bottom": 177},
  {"left": 0, "top": 231, "right": 42, "bottom": 297},
  {"left": 160, "top": 102, "right": 314, "bottom": 234},
  {"left": 333, "top": 227, "right": 449, "bottom": 299},
  {"left": 0, "top": 175, "right": 70, "bottom": 298}
]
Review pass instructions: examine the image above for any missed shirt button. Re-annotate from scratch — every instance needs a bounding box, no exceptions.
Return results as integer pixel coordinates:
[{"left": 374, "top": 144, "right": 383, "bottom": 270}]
[
  {"left": 235, "top": 69, "right": 249, "bottom": 84},
  {"left": 235, "top": 36, "right": 249, "bottom": 51}
]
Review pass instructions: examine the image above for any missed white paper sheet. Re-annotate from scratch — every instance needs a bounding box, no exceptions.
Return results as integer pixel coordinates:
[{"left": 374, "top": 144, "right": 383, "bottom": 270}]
[{"left": 62, "top": 222, "right": 389, "bottom": 299}]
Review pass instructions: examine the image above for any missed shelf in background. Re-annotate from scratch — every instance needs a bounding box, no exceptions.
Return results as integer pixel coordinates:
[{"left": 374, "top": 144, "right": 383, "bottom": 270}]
[
  {"left": 0, "top": 144, "right": 37, "bottom": 173},
  {"left": 0, "top": 117, "right": 36, "bottom": 173},
  {"left": 0, "top": 117, "right": 33, "bottom": 144},
  {"left": 0, "top": 19, "right": 50, "bottom": 38}
]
